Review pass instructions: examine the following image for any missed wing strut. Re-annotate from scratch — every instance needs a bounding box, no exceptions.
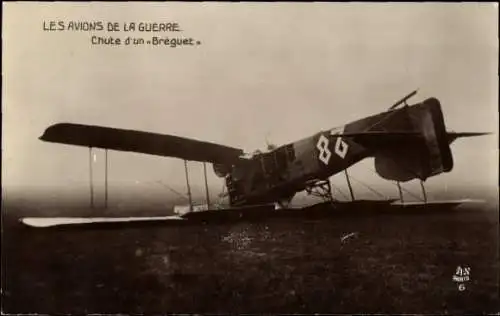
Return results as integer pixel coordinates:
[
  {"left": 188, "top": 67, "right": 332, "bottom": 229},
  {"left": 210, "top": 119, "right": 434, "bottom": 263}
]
[
  {"left": 420, "top": 180, "right": 427, "bottom": 203},
  {"left": 203, "top": 162, "right": 211, "bottom": 208},
  {"left": 183, "top": 160, "right": 193, "bottom": 212},
  {"left": 395, "top": 180, "right": 430, "bottom": 204},
  {"left": 89, "top": 147, "right": 94, "bottom": 208},
  {"left": 105, "top": 149, "right": 108, "bottom": 209},
  {"left": 396, "top": 181, "right": 404, "bottom": 203},
  {"left": 344, "top": 169, "right": 355, "bottom": 201},
  {"left": 88, "top": 147, "right": 110, "bottom": 209}
]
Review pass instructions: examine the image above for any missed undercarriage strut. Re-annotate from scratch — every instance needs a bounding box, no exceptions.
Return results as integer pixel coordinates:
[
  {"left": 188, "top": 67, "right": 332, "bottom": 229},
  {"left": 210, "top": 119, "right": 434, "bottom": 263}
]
[{"left": 305, "top": 179, "right": 334, "bottom": 202}]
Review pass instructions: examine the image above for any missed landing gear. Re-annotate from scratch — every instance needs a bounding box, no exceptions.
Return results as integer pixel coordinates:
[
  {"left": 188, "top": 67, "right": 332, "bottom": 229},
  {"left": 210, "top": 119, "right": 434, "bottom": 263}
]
[{"left": 305, "top": 179, "right": 334, "bottom": 202}]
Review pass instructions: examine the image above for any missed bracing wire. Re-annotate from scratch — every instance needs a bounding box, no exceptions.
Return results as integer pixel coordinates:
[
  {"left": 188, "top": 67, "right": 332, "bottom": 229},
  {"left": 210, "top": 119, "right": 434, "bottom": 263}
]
[
  {"left": 155, "top": 180, "right": 189, "bottom": 201},
  {"left": 347, "top": 174, "right": 387, "bottom": 199},
  {"left": 331, "top": 182, "right": 349, "bottom": 200}
]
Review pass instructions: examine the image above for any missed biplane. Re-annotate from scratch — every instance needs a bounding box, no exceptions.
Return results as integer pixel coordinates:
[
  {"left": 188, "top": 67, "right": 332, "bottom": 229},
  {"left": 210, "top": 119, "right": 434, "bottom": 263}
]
[{"left": 21, "top": 90, "right": 490, "bottom": 227}]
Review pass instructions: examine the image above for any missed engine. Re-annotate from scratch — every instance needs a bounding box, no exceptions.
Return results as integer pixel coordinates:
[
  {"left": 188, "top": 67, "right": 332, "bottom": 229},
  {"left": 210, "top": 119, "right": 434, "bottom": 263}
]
[{"left": 213, "top": 163, "right": 230, "bottom": 178}]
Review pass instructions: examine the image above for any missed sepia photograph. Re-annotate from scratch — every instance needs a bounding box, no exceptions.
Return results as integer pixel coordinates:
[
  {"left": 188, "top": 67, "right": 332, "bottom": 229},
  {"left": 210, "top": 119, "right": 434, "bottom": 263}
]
[{"left": 2, "top": 2, "right": 499, "bottom": 314}]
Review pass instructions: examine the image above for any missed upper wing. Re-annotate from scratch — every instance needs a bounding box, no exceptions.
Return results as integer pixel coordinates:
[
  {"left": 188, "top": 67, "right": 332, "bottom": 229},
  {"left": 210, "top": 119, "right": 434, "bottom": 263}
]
[{"left": 40, "top": 123, "right": 245, "bottom": 164}]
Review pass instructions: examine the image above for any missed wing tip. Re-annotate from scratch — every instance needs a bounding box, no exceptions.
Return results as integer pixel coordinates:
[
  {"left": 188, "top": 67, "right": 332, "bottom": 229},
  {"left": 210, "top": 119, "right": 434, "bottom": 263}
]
[{"left": 39, "top": 122, "right": 72, "bottom": 141}]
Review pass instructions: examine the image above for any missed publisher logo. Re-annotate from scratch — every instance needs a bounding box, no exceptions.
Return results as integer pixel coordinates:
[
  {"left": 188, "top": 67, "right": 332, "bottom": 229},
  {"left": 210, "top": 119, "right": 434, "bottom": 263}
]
[{"left": 452, "top": 266, "right": 471, "bottom": 291}]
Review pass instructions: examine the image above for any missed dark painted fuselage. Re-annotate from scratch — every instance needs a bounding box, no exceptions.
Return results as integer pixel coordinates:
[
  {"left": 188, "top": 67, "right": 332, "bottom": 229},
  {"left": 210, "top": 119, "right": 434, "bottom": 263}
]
[
  {"left": 227, "top": 108, "right": 395, "bottom": 206},
  {"left": 225, "top": 97, "right": 453, "bottom": 206}
]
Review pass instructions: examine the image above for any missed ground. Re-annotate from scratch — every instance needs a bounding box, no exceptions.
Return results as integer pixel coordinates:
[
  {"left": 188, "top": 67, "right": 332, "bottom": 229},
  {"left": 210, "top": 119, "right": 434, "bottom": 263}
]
[{"left": 2, "top": 202, "right": 499, "bottom": 314}]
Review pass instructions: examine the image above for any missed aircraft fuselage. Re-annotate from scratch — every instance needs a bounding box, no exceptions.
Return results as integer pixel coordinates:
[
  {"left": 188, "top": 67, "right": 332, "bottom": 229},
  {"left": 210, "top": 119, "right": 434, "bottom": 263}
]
[
  {"left": 226, "top": 115, "right": 377, "bottom": 206},
  {"left": 226, "top": 97, "right": 454, "bottom": 206}
]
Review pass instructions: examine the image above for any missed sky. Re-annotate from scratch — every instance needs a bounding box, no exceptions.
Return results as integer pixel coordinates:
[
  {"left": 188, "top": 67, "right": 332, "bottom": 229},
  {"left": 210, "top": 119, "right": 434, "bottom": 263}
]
[{"left": 2, "top": 3, "right": 498, "bottom": 208}]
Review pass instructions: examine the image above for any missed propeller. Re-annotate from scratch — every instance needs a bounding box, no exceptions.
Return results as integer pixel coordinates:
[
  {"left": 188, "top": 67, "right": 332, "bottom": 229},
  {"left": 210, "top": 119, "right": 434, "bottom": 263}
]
[{"left": 388, "top": 89, "right": 418, "bottom": 110}]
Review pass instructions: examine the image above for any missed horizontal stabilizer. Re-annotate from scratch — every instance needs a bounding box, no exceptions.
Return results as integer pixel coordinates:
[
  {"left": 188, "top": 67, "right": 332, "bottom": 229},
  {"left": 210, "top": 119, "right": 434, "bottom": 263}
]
[
  {"left": 20, "top": 216, "right": 185, "bottom": 228},
  {"left": 39, "top": 123, "right": 245, "bottom": 164}
]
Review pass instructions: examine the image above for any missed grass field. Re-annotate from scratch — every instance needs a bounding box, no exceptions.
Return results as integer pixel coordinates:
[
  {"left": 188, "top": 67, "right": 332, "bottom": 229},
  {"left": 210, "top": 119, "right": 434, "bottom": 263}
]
[{"left": 2, "top": 202, "right": 499, "bottom": 314}]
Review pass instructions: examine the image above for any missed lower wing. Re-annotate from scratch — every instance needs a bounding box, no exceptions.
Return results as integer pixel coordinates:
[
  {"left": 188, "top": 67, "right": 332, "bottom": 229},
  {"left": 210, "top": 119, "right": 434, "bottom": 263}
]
[{"left": 20, "top": 216, "right": 185, "bottom": 228}]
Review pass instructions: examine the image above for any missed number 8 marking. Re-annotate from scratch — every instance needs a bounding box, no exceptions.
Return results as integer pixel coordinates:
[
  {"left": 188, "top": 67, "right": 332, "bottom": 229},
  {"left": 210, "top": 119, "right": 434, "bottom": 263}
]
[
  {"left": 316, "top": 135, "right": 331, "bottom": 165},
  {"left": 316, "top": 128, "right": 349, "bottom": 165}
]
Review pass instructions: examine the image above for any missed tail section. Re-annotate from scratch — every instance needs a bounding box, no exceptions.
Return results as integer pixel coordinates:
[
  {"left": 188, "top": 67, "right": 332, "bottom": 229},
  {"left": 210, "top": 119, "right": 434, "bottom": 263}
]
[
  {"left": 335, "top": 92, "right": 490, "bottom": 183},
  {"left": 373, "top": 98, "right": 459, "bottom": 182}
]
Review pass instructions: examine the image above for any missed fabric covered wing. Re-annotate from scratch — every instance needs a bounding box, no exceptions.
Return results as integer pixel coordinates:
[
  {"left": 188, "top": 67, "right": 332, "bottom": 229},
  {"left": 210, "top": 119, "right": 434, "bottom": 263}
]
[
  {"left": 20, "top": 216, "right": 185, "bottom": 228},
  {"left": 40, "top": 123, "right": 245, "bottom": 164}
]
